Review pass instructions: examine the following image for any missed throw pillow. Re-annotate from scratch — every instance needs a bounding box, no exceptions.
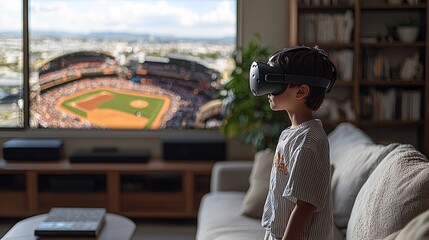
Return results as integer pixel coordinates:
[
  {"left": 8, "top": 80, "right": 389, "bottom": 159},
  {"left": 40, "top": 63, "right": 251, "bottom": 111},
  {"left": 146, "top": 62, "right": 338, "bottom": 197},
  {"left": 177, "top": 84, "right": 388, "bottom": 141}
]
[
  {"left": 328, "top": 122, "right": 374, "bottom": 165},
  {"left": 240, "top": 148, "right": 274, "bottom": 218},
  {"left": 347, "top": 144, "right": 429, "bottom": 240},
  {"left": 331, "top": 143, "right": 400, "bottom": 230}
]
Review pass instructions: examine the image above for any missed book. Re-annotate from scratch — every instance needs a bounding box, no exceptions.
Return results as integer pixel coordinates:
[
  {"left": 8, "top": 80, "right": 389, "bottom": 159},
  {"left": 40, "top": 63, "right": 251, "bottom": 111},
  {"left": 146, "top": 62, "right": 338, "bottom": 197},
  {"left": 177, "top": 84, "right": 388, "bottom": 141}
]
[{"left": 34, "top": 207, "right": 106, "bottom": 237}]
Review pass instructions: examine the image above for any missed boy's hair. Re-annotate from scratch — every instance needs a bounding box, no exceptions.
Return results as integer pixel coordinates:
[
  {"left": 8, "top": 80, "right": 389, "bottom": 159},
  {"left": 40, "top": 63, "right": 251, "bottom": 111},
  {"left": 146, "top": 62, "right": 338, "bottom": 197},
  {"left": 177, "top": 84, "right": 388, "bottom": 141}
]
[{"left": 271, "top": 47, "right": 335, "bottom": 111}]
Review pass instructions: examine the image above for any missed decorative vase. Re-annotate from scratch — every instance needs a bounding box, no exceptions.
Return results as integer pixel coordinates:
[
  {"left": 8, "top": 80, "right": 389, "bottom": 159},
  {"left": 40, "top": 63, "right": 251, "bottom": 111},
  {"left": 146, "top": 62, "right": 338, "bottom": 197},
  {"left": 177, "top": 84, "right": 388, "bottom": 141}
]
[{"left": 396, "top": 26, "right": 419, "bottom": 42}]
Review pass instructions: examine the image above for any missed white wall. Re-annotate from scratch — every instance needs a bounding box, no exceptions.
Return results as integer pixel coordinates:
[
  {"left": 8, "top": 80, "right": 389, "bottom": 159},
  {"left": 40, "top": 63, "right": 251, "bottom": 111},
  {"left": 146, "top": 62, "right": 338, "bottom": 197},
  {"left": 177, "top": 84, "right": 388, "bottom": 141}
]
[{"left": 238, "top": 0, "right": 290, "bottom": 50}]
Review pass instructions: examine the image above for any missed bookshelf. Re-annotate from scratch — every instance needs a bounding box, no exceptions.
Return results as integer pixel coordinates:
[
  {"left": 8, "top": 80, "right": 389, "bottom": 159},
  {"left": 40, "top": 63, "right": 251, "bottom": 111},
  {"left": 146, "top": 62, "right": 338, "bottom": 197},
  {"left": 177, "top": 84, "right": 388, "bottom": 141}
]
[{"left": 290, "top": 0, "right": 428, "bottom": 154}]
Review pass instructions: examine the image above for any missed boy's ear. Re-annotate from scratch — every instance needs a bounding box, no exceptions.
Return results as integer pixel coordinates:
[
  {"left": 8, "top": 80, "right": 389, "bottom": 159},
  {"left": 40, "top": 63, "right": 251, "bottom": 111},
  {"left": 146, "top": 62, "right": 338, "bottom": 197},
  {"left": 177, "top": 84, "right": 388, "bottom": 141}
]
[{"left": 296, "top": 84, "right": 310, "bottom": 99}]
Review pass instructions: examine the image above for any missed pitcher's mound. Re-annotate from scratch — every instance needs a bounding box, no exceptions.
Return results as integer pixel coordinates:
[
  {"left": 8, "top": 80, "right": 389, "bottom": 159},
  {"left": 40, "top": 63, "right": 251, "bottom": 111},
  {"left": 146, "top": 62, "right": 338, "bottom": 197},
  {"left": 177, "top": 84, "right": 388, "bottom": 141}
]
[{"left": 130, "top": 100, "right": 149, "bottom": 108}]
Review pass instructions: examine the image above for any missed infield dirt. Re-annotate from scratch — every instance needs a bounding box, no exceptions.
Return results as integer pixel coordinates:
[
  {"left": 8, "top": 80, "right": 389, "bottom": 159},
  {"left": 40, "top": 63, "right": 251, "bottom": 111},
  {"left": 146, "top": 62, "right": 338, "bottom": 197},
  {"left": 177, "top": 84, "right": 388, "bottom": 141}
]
[{"left": 56, "top": 87, "right": 171, "bottom": 129}]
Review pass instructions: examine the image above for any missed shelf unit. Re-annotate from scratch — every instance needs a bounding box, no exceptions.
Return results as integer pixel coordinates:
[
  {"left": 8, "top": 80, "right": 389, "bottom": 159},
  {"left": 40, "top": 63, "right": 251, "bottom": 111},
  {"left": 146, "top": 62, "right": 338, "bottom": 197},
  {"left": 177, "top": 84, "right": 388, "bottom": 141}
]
[
  {"left": 290, "top": 0, "right": 428, "bottom": 154},
  {"left": 0, "top": 159, "right": 214, "bottom": 218}
]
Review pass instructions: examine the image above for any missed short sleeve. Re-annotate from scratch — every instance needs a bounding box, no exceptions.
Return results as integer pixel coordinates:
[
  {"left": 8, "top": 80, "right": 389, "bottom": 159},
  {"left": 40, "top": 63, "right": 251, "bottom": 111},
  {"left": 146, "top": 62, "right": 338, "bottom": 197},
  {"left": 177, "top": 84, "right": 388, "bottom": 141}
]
[{"left": 283, "top": 147, "right": 330, "bottom": 211}]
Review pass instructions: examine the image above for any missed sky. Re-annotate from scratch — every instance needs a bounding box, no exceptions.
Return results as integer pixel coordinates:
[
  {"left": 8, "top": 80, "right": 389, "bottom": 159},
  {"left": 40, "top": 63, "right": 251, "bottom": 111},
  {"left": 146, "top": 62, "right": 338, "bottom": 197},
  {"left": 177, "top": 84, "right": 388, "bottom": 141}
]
[{"left": 0, "top": 0, "right": 236, "bottom": 39}]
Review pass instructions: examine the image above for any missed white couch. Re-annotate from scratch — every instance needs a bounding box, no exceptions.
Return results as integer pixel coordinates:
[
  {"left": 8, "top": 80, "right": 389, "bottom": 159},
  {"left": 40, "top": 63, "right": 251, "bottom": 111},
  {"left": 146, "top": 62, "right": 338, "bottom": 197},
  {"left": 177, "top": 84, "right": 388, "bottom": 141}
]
[{"left": 196, "top": 122, "right": 429, "bottom": 240}]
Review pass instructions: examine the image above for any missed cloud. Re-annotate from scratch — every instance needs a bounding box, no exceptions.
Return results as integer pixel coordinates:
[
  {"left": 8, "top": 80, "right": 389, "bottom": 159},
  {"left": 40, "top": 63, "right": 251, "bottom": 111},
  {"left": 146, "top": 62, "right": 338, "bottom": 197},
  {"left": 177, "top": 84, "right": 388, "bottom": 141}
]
[
  {"left": 0, "top": 0, "right": 22, "bottom": 31},
  {"left": 202, "top": 1, "right": 236, "bottom": 25},
  {"left": 25, "top": 0, "right": 236, "bottom": 38}
]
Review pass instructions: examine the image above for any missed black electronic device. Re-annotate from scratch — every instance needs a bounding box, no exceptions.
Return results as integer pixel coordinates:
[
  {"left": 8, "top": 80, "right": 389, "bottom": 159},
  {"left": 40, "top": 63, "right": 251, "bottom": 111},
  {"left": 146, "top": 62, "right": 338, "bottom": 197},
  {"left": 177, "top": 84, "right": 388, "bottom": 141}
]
[
  {"left": 2, "top": 138, "right": 63, "bottom": 161},
  {"left": 69, "top": 148, "right": 150, "bottom": 163},
  {"left": 249, "top": 46, "right": 337, "bottom": 96},
  {"left": 163, "top": 137, "right": 226, "bottom": 161}
]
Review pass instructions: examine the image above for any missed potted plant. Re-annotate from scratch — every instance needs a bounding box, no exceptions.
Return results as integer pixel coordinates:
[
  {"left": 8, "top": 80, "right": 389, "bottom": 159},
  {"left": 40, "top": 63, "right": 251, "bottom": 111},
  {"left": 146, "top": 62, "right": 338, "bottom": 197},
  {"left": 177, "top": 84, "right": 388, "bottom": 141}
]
[{"left": 219, "top": 35, "right": 289, "bottom": 152}]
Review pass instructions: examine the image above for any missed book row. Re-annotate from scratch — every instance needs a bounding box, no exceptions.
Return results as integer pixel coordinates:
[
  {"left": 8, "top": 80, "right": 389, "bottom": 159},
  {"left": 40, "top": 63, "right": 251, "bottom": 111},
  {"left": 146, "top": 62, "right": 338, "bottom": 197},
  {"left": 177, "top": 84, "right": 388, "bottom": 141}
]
[
  {"left": 298, "top": 11, "right": 354, "bottom": 43},
  {"left": 360, "top": 88, "right": 421, "bottom": 121}
]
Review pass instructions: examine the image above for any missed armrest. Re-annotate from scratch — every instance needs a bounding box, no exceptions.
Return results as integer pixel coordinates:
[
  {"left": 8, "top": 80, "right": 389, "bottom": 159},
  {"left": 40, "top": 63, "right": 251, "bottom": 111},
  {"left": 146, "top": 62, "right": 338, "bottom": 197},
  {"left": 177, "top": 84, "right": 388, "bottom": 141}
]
[{"left": 210, "top": 161, "right": 253, "bottom": 192}]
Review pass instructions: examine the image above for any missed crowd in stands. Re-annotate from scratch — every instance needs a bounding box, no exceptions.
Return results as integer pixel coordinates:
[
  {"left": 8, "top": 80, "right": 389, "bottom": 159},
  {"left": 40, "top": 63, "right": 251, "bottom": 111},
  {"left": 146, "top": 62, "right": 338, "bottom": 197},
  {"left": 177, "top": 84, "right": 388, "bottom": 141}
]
[
  {"left": 136, "top": 60, "right": 219, "bottom": 85},
  {"left": 134, "top": 60, "right": 219, "bottom": 96},
  {"left": 39, "top": 62, "right": 119, "bottom": 86}
]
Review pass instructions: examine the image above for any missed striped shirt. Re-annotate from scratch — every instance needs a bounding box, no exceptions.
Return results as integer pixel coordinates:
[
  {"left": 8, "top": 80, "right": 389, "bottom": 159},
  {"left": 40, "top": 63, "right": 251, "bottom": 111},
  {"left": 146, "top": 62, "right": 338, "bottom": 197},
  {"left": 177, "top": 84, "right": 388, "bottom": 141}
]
[{"left": 262, "top": 119, "right": 334, "bottom": 240}]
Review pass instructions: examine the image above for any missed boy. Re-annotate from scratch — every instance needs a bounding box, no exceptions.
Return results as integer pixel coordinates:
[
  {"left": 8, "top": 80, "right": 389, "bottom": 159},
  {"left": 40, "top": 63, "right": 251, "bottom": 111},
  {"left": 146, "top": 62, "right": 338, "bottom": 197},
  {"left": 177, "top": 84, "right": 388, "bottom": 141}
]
[{"left": 250, "top": 46, "right": 336, "bottom": 240}]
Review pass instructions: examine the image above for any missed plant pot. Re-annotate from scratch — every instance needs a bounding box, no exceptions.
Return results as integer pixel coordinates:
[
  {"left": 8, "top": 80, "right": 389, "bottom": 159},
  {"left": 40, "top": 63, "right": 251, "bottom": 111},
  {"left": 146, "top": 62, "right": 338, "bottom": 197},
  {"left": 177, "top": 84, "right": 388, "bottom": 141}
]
[{"left": 396, "top": 26, "right": 419, "bottom": 42}]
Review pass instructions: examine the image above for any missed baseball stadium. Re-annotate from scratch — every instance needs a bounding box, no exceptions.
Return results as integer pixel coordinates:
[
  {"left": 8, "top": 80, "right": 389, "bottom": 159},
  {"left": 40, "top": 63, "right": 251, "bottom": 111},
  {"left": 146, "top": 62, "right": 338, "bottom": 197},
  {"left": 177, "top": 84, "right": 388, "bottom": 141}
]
[{"left": 29, "top": 51, "right": 223, "bottom": 129}]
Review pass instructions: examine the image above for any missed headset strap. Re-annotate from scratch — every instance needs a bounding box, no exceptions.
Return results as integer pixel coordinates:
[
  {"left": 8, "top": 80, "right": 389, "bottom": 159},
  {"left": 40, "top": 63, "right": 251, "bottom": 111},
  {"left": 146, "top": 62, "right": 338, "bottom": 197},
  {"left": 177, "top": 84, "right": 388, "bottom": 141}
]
[{"left": 266, "top": 73, "right": 331, "bottom": 89}]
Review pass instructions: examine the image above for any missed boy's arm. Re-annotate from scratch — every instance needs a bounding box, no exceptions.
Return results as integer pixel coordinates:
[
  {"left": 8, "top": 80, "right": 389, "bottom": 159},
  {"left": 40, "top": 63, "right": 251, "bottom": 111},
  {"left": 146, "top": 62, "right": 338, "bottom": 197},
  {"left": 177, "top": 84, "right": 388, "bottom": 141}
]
[{"left": 282, "top": 199, "right": 316, "bottom": 240}]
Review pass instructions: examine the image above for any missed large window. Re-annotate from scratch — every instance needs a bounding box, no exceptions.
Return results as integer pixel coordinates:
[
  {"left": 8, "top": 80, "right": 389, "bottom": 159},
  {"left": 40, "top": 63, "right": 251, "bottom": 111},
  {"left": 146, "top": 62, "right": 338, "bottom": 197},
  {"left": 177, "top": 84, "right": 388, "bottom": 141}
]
[
  {"left": 1, "top": 0, "right": 236, "bottom": 130},
  {"left": 0, "top": 1, "right": 24, "bottom": 128}
]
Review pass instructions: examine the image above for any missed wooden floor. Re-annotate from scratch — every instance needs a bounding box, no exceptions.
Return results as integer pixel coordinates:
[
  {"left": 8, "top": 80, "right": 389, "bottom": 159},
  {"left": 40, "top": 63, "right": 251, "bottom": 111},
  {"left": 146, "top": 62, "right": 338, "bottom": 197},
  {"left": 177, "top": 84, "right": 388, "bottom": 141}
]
[{"left": 0, "top": 218, "right": 197, "bottom": 240}]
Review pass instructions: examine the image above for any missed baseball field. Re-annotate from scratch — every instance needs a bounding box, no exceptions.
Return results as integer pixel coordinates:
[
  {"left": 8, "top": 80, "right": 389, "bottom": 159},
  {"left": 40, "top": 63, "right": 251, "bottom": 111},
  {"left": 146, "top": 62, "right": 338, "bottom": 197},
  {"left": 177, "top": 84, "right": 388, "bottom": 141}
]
[{"left": 56, "top": 87, "right": 171, "bottom": 129}]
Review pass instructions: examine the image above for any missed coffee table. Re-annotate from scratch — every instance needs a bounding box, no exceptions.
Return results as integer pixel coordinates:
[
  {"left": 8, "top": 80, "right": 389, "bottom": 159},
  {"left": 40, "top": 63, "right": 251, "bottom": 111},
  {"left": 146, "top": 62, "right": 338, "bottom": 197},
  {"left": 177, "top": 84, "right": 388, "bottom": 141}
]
[{"left": 1, "top": 213, "right": 136, "bottom": 240}]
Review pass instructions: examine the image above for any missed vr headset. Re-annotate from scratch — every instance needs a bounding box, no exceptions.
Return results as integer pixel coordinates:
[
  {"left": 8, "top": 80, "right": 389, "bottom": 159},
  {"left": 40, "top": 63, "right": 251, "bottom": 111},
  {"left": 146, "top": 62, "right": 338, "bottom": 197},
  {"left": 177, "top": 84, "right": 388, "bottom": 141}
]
[{"left": 249, "top": 46, "right": 337, "bottom": 96}]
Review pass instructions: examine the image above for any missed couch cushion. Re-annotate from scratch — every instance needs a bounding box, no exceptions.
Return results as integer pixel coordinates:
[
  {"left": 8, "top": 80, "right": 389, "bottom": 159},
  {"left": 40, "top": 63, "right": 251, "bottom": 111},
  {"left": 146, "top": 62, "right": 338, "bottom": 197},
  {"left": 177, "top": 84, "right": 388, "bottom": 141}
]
[
  {"left": 331, "top": 143, "right": 400, "bottom": 230},
  {"left": 197, "top": 192, "right": 265, "bottom": 240},
  {"left": 347, "top": 144, "right": 429, "bottom": 239},
  {"left": 240, "top": 149, "right": 274, "bottom": 218},
  {"left": 328, "top": 122, "right": 380, "bottom": 231},
  {"left": 382, "top": 208, "right": 429, "bottom": 240}
]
